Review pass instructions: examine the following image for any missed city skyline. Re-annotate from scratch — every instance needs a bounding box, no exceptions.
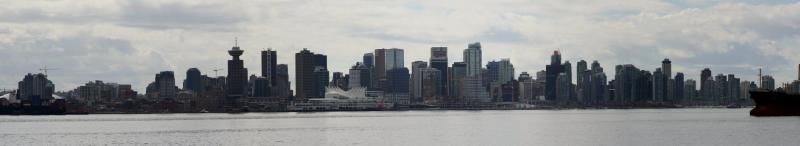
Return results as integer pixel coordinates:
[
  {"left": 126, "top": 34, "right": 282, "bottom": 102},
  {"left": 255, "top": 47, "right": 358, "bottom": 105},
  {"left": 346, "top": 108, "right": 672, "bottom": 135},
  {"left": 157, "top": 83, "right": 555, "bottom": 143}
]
[{"left": 2, "top": 0, "right": 800, "bottom": 91}]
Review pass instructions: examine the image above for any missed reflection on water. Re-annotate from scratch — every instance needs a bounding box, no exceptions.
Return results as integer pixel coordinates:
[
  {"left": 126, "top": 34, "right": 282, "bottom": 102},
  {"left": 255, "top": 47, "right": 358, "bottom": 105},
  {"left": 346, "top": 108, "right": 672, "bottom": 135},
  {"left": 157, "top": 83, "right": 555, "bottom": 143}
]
[{"left": 1, "top": 109, "right": 798, "bottom": 146}]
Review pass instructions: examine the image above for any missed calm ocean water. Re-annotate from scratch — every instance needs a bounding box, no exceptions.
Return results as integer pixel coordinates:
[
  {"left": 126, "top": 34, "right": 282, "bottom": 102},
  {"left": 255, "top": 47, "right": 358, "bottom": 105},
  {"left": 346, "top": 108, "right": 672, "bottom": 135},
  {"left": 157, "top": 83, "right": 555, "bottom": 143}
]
[{"left": 0, "top": 108, "right": 797, "bottom": 146}]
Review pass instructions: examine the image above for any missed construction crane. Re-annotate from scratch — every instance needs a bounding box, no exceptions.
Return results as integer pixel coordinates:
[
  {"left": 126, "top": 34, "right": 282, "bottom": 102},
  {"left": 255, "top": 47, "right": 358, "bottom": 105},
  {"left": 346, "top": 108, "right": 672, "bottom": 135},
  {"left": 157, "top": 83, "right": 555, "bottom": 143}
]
[
  {"left": 39, "top": 65, "right": 60, "bottom": 76},
  {"left": 213, "top": 68, "right": 224, "bottom": 77}
]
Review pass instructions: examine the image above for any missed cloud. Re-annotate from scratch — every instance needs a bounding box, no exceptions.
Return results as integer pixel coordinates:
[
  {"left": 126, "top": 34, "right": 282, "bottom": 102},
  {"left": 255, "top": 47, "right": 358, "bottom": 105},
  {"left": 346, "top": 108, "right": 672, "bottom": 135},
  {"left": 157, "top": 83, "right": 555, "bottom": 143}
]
[{"left": 0, "top": 0, "right": 799, "bottom": 92}]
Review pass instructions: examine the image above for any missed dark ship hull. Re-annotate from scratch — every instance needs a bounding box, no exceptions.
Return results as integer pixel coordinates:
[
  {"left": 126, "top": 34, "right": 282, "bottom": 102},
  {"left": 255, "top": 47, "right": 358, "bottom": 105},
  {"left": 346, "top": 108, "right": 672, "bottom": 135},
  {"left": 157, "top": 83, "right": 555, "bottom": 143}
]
[{"left": 750, "top": 90, "right": 800, "bottom": 116}]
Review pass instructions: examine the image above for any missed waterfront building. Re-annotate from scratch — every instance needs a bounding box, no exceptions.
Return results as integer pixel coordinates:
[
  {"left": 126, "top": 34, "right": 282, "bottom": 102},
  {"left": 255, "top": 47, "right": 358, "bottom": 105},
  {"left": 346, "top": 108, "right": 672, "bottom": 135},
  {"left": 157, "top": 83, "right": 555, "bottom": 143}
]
[
  {"left": 227, "top": 42, "right": 248, "bottom": 105},
  {"left": 17, "top": 73, "right": 55, "bottom": 106},
  {"left": 385, "top": 68, "right": 410, "bottom": 106},
  {"left": 545, "top": 51, "right": 569, "bottom": 101},
  {"left": 295, "top": 49, "right": 327, "bottom": 100},
  {"left": 262, "top": 49, "right": 277, "bottom": 83},
  {"left": 411, "top": 61, "right": 428, "bottom": 104},
  {"left": 184, "top": 68, "right": 203, "bottom": 93},
  {"left": 464, "top": 43, "right": 482, "bottom": 77},
  {"left": 430, "top": 47, "right": 448, "bottom": 97},
  {"left": 448, "top": 62, "right": 467, "bottom": 102}
]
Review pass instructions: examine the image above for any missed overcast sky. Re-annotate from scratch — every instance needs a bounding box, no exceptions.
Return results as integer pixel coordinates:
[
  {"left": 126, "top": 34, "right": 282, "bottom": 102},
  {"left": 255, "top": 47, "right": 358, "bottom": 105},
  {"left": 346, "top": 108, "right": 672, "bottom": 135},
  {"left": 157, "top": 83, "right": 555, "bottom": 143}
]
[{"left": 1, "top": 0, "right": 799, "bottom": 92}]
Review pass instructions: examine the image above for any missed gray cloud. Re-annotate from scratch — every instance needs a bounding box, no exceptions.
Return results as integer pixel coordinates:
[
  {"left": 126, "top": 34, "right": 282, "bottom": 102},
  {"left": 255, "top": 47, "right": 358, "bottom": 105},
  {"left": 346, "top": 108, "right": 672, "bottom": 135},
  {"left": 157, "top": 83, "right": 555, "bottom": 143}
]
[
  {"left": 118, "top": 1, "right": 248, "bottom": 30},
  {"left": 0, "top": 0, "right": 799, "bottom": 92}
]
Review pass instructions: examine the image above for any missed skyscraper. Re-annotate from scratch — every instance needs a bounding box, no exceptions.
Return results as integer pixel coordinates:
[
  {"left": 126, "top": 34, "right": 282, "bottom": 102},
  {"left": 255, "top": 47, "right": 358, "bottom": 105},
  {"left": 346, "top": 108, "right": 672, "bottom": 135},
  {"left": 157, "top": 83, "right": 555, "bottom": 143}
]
[
  {"left": 560, "top": 60, "right": 573, "bottom": 101},
  {"left": 464, "top": 43, "right": 482, "bottom": 77},
  {"left": 685, "top": 79, "right": 697, "bottom": 101},
  {"left": 449, "top": 62, "right": 467, "bottom": 102},
  {"left": 701, "top": 68, "right": 712, "bottom": 91},
  {"left": 184, "top": 68, "right": 203, "bottom": 93},
  {"left": 419, "top": 68, "right": 442, "bottom": 103},
  {"left": 614, "top": 64, "right": 641, "bottom": 104},
  {"left": 295, "top": 49, "right": 327, "bottom": 100},
  {"left": 662, "top": 59, "right": 672, "bottom": 79},
  {"left": 261, "top": 49, "right": 277, "bottom": 84},
  {"left": 576, "top": 60, "right": 588, "bottom": 102},
  {"left": 385, "top": 48, "right": 404, "bottom": 70},
  {"left": 386, "top": 68, "right": 410, "bottom": 105},
  {"left": 227, "top": 42, "right": 248, "bottom": 105},
  {"left": 314, "top": 66, "right": 330, "bottom": 97},
  {"left": 155, "top": 71, "right": 177, "bottom": 98},
  {"left": 363, "top": 53, "right": 374, "bottom": 67},
  {"left": 545, "top": 51, "right": 564, "bottom": 101},
  {"left": 430, "top": 47, "right": 448, "bottom": 97},
  {"left": 373, "top": 49, "right": 386, "bottom": 90},
  {"left": 273, "top": 64, "right": 292, "bottom": 98},
  {"left": 411, "top": 61, "right": 428, "bottom": 103},
  {"left": 653, "top": 68, "right": 665, "bottom": 102},
  {"left": 674, "top": 72, "right": 685, "bottom": 103},
  {"left": 662, "top": 58, "right": 673, "bottom": 102},
  {"left": 462, "top": 43, "right": 490, "bottom": 103},
  {"left": 348, "top": 62, "right": 371, "bottom": 89},
  {"left": 586, "top": 60, "right": 606, "bottom": 104}
]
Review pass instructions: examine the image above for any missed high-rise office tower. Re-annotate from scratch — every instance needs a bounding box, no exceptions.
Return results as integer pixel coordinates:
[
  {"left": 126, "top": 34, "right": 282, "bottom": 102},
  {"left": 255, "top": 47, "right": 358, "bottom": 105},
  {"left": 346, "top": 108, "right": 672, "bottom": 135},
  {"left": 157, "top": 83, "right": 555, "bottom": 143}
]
[
  {"left": 662, "top": 59, "right": 672, "bottom": 79},
  {"left": 464, "top": 43, "right": 482, "bottom": 77},
  {"left": 449, "top": 62, "right": 467, "bottom": 101},
  {"left": 227, "top": 42, "right": 248, "bottom": 105},
  {"left": 373, "top": 48, "right": 404, "bottom": 91},
  {"left": 184, "top": 68, "right": 203, "bottom": 93},
  {"left": 373, "top": 49, "right": 386, "bottom": 90},
  {"left": 545, "top": 51, "right": 564, "bottom": 101},
  {"left": 411, "top": 61, "right": 428, "bottom": 103},
  {"left": 273, "top": 64, "right": 291, "bottom": 98},
  {"left": 462, "top": 43, "right": 490, "bottom": 103},
  {"left": 419, "top": 68, "right": 442, "bottom": 103},
  {"left": 295, "top": 49, "right": 327, "bottom": 100},
  {"left": 385, "top": 48, "right": 404, "bottom": 70},
  {"left": 518, "top": 72, "right": 535, "bottom": 102},
  {"left": 386, "top": 67, "right": 410, "bottom": 105},
  {"left": 348, "top": 62, "right": 371, "bottom": 89},
  {"left": 576, "top": 60, "right": 588, "bottom": 101},
  {"left": 430, "top": 47, "right": 448, "bottom": 97},
  {"left": 363, "top": 53, "right": 374, "bottom": 67},
  {"left": 314, "top": 66, "right": 330, "bottom": 97},
  {"left": 262, "top": 49, "right": 277, "bottom": 84}
]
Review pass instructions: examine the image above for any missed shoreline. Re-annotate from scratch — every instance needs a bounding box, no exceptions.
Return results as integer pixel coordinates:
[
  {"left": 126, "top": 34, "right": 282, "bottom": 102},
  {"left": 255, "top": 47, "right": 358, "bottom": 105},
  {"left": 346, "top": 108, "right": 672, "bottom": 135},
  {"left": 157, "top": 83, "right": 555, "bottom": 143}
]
[{"left": 24, "top": 106, "right": 749, "bottom": 115}]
